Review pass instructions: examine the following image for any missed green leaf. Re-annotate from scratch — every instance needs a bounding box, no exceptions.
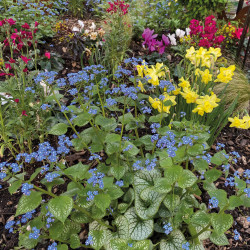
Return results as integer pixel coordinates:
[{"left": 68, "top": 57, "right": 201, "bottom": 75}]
[
  {"left": 135, "top": 187, "right": 166, "bottom": 220},
  {"left": 178, "top": 170, "right": 197, "bottom": 188},
  {"left": 187, "top": 144, "right": 204, "bottom": 156},
  {"left": 122, "top": 141, "right": 140, "bottom": 156},
  {"left": 49, "top": 221, "right": 64, "bottom": 239},
  {"left": 173, "top": 146, "right": 187, "bottom": 163},
  {"left": 210, "top": 151, "right": 227, "bottom": 165},
  {"left": 8, "top": 179, "right": 22, "bottom": 194},
  {"left": 70, "top": 234, "right": 80, "bottom": 249},
  {"left": 228, "top": 195, "right": 243, "bottom": 210},
  {"left": 95, "top": 115, "right": 117, "bottom": 131},
  {"left": 211, "top": 213, "right": 233, "bottom": 234},
  {"left": 105, "top": 133, "right": 121, "bottom": 143},
  {"left": 106, "top": 142, "right": 120, "bottom": 155},
  {"left": 71, "top": 211, "right": 92, "bottom": 223},
  {"left": 94, "top": 193, "right": 111, "bottom": 212},
  {"left": 48, "top": 196, "right": 73, "bottom": 223},
  {"left": 157, "top": 151, "right": 173, "bottom": 168},
  {"left": 49, "top": 123, "right": 68, "bottom": 135},
  {"left": 190, "top": 211, "right": 210, "bottom": 227},
  {"left": 115, "top": 215, "right": 129, "bottom": 239},
  {"left": 109, "top": 239, "right": 152, "bottom": 250},
  {"left": 57, "top": 244, "right": 69, "bottom": 250},
  {"left": 118, "top": 112, "right": 134, "bottom": 124},
  {"left": 64, "top": 163, "right": 89, "bottom": 180},
  {"left": 108, "top": 186, "right": 124, "bottom": 200},
  {"left": 88, "top": 230, "right": 108, "bottom": 250},
  {"left": 208, "top": 189, "right": 228, "bottom": 209},
  {"left": 73, "top": 113, "right": 92, "bottom": 126},
  {"left": 58, "top": 219, "right": 81, "bottom": 241},
  {"left": 154, "top": 178, "right": 172, "bottom": 194},
  {"left": 204, "top": 168, "right": 222, "bottom": 182},
  {"left": 134, "top": 169, "right": 161, "bottom": 189},
  {"left": 149, "top": 113, "right": 168, "bottom": 123},
  {"left": 19, "top": 232, "right": 38, "bottom": 249},
  {"left": 210, "top": 232, "right": 229, "bottom": 246},
  {"left": 163, "top": 194, "right": 180, "bottom": 210},
  {"left": 192, "top": 159, "right": 209, "bottom": 171},
  {"left": 235, "top": 177, "right": 246, "bottom": 191},
  {"left": 160, "top": 230, "right": 185, "bottom": 249},
  {"left": 111, "top": 165, "right": 126, "bottom": 180},
  {"left": 124, "top": 207, "right": 153, "bottom": 240},
  {"left": 16, "top": 191, "right": 42, "bottom": 216},
  {"left": 164, "top": 165, "right": 183, "bottom": 185}
]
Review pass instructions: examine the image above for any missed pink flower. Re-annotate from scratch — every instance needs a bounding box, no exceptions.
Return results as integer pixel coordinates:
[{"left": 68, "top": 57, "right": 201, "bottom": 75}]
[
  {"left": 14, "top": 99, "right": 19, "bottom": 103},
  {"left": 21, "top": 110, "right": 28, "bottom": 116},
  {"left": 20, "top": 56, "right": 31, "bottom": 64},
  {"left": 35, "top": 21, "right": 39, "bottom": 27},
  {"left": 22, "top": 23, "right": 30, "bottom": 29},
  {"left": 7, "top": 18, "right": 16, "bottom": 26},
  {"left": 9, "top": 58, "right": 15, "bottom": 64},
  {"left": 23, "top": 68, "right": 28, "bottom": 72},
  {"left": 5, "top": 64, "right": 11, "bottom": 70},
  {"left": 45, "top": 52, "right": 51, "bottom": 59}
]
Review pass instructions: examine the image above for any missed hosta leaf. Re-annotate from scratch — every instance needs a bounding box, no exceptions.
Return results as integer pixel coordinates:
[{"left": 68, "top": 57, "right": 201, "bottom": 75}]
[
  {"left": 49, "top": 123, "right": 68, "bottom": 135},
  {"left": 134, "top": 169, "right": 161, "bottom": 190},
  {"left": 211, "top": 213, "right": 233, "bottom": 235},
  {"left": 48, "top": 196, "right": 73, "bottom": 223},
  {"left": 178, "top": 170, "right": 197, "bottom": 188},
  {"left": 210, "top": 232, "right": 229, "bottom": 246},
  {"left": 114, "top": 215, "right": 129, "bottom": 239},
  {"left": 160, "top": 230, "right": 185, "bottom": 250},
  {"left": 16, "top": 191, "right": 42, "bottom": 216},
  {"left": 135, "top": 187, "right": 165, "bottom": 220},
  {"left": 124, "top": 207, "right": 153, "bottom": 240},
  {"left": 89, "top": 230, "right": 109, "bottom": 250}
]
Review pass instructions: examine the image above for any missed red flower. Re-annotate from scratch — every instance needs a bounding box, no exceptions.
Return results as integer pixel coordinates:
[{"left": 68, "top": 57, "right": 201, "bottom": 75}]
[
  {"left": 23, "top": 68, "right": 28, "bottom": 72},
  {"left": 0, "top": 20, "right": 6, "bottom": 26},
  {"left": 5, "top": 64, "right": 11, "bottom": 70},
  {"left": 35, "top": 21, "right": 39, "bottom": 27},
  {"left": 0, "top": 72, "right": 14, "bottom": 76},
  {"left": 20, "top": 56, "right": 31, "bottom": 64},
  {"left": 45, "top": 52, "right": 51, "bottom": 59},
  {"left": 9, "top": 58, "right": 16, "bottom": 63},
  {"left": 21, "top": 110, "right": 28, "bottom": 116},
  {"left": 21, "top": 23, "right": 30, "bottom": 29},
  {"left": 14, "top": 99, "right": 19, "bottom": 103},
  {"left": 7, "top": 18, "right": 16, "bottom": 26}
]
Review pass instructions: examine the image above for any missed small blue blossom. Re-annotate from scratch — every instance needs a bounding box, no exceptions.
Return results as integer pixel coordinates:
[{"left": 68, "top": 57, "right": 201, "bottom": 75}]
[
  {"left": 182, "top": 242, "right": 190, "bottom": 250},
  {"left": 5, "top": 220, "right": 15, "bottom": 233},
  {"left": 106, "top": 98, "right": 117, "bottom": 106},
  {"left": 123, "top": 145, "right": 133, "bottom": 152},
  {"left": 163, "top": 222, "right": 173, "bottom": 235},
  {"left": 48, "top": 242, "right": 57, "bottom": 250},
  {"left": 86, "top": 191, "right": 98, "bottom": 201},
  {"left": 21, "top": 183, "right": 34, "bottom": 196},
  {"left": 208, "top": 197, "right": 219, "bottom": 209},
  {"left": 29, "top": 227, "right": 40, "bottom": 239},
  {"left": 115, "top": 180, "right": 124, "bottom": 187},
  {"left": 244, "top": 188, "right": 250, "bottom": 198},
  {"left": 41, "top": 104, "right": 51, "bottom": 110},
  {"left": 45, "top": 173, "right": 60, "bottom": 182},
  {"left": 233, "top": 229, "right": 240, "bottom": 240},
  {"left": 85, "top": 235, "right": 93, "bottom": 245},
  {"left": 88, "top": 108, "right": 98, "bottom": 115},
  {"left": 128, "top": 243, "right": 133, "bottom": 247},
  {"left": 88, "top": 168, "right": 105, "bottom": 189},
  {"left": 25, "top": 87, "right": 35, "bottom": 93}
]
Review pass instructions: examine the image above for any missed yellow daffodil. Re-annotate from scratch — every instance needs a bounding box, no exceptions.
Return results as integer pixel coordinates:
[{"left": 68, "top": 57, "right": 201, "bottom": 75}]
[
  {"left": 185, "top": 46, "right": 196, "bottom": 61},
  {"left": 215, "top": 65, "right": 235, "bottom": 83},
  {"left": 146, "top": 68, "right": 159, "bottom": 86},
  {"left": 149, "top": 96, "right": 161, "bottom": 110},
  {"left": 181, "top": 88, "right": 199, "bottom": 103},
  {"left": 178, "top": 77, "right": 190, "bottom": 88},
  {"left": 138, "top": 81, "right": 146, "bottom": 92},
  {"left": 228, "top": 115, "right": 250, "bottom": 129},
  {"left": 149, "top": 94, "right": 176, "bottom": 113},
  {"left": 208, "top": 47, "right": 222, "bottom": 61},
  {"left": 172, "top": 87, "right": 181, "bottom": 95},
  {"left": 192, "top": 93, "right": 220, "bottom": 116},
  {"left": 136, "top": 65, "right": 145, "bottom": 78},
  {"left": 155, "top": 62, "right": 167, "bottom": 78},
  {"left": 201, "top": 54, "right": 212, "bottom": 68},
  {"left": 199, "top": 69, "right": 212, "bottom": 84}
]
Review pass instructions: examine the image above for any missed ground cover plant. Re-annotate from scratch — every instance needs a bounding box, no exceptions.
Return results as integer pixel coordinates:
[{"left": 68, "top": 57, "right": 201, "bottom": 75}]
[{"left": 0, "top": 0, "right": 249, "bottom": 250}]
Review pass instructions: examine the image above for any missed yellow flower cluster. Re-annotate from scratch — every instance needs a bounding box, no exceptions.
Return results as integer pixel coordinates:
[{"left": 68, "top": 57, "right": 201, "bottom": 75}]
[
  {"left": 136, "top": 62, "right": 168, "bottom": 86},
  {"left": 149, "top": 94, "right": 176, "bottom": 113},
  {"left": 180, "top": 35, "right": 191, "bottom": 44},
  {"left": 192, "top": 92, "right": 220, "bottom": 116},
  {"left": 214, "top": 65, "right": 235, "bottom": 84},
  {"left": 186, "top": 46, "right": 222, "bottom": 68},
  {"left": 195, "top": 69, "right": 212, "bottom": 84},
  {"left": 228, "top": 115, "right": 250, "bottom": 129},
  {"left": 218, "top": 24, "right": 236, "bottom": 38}
]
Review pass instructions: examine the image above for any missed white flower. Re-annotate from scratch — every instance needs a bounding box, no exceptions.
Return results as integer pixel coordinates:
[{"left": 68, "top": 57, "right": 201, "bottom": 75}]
[
  {"left": 176, "top": 29, "right": 185, "bottom": 38},
  {"left": 186, "top": 28, "right": 191, "bottom": 36},
  {"left": 168, "top": 34, "right": 177, "bottom": 46},
  {"left": 0, "top": 92, "right": 12, "bottom": 105},
  {"left": 78, "top": 20, "right": 84, "bottom": 29},
  {"left": 90, "top": 22, "right": 96, "bottom": 31},
  {"left": 72, "top": 26, "right": 80, "bottom": 32},
  {"left": 85, "top": 29, "right": 90, "bottom": 35}
]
